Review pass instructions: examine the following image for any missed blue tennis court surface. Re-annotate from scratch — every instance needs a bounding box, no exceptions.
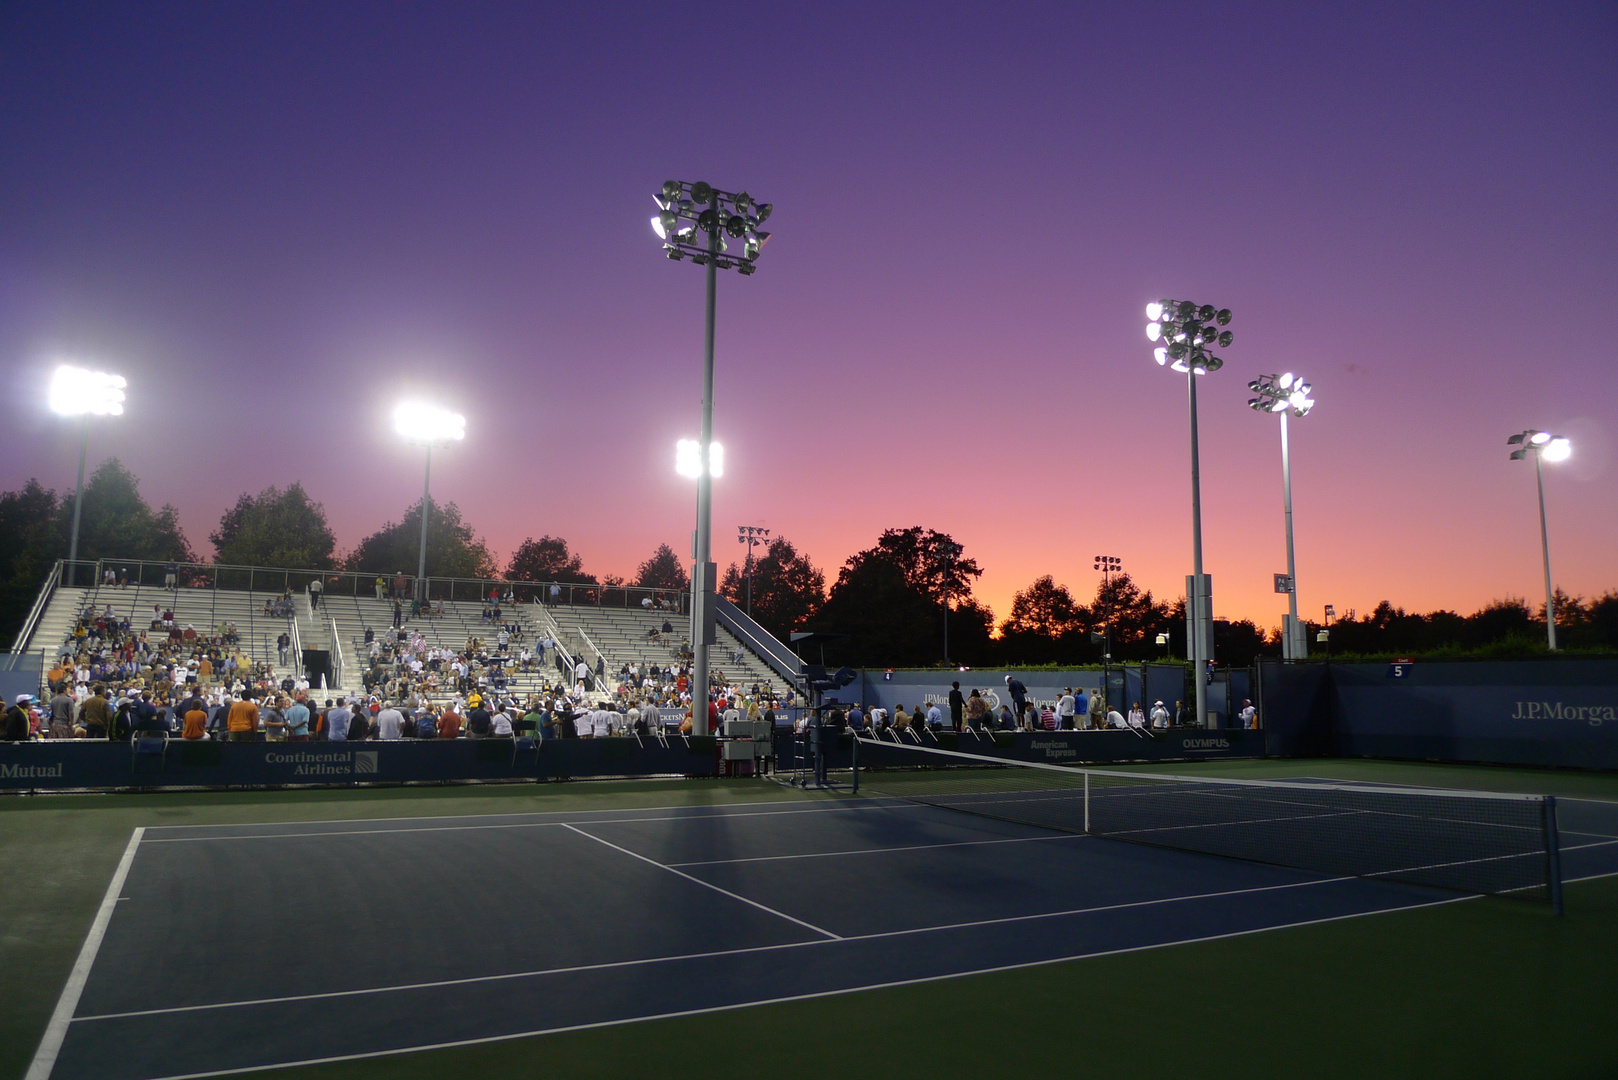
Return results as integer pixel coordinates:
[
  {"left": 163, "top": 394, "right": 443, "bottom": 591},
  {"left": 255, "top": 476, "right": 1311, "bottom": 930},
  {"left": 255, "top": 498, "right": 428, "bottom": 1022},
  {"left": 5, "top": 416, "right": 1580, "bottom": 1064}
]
[{"left": 43, "top": 794, "right": 1618, "bottom": 1080}]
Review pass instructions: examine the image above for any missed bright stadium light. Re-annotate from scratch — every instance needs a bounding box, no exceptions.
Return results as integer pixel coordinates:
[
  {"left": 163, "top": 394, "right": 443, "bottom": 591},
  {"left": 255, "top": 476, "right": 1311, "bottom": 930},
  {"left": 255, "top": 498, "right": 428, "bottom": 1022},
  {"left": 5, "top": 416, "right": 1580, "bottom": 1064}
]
[
  {"left": 652, "top": 178, "right": 771, "bottom": 734},
  {"left": 676, "top": 439, "right": 724, "bottom": 478},
  {"left": 1248, "top": 372, "right": 1319, "bottom": 659},
  {"left": 393, "top": 402, "right": 465, "bottom": 443},
  {"left": 1145, "top": 299, "right": 1233, "bottom": 729},
  {"left": 49, "top": 364, "right": 127, "bottom": 416},
  {"left": 1506, "top": 428, "right": 1571, "bottom": 650},
  {"left": 48, "top": 364, "right": 128, "bottom": 586},
  {"left": 395, "top": 402, "right": 466, "bottom": 605}
]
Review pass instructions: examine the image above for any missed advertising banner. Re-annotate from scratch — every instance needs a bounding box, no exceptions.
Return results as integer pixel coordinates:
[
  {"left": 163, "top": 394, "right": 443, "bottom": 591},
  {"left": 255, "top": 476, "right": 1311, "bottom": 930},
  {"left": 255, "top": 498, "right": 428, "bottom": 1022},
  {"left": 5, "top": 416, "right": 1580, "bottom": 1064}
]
[{"left": 0, "top": 737, "right": 720, "bottom": 792}]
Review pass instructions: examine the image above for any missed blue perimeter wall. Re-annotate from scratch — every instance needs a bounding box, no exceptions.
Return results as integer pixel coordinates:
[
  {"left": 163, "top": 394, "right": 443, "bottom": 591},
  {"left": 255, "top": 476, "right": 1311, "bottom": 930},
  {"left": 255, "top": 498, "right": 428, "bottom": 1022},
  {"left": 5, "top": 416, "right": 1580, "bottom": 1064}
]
[{"left": 1261, "top": 659, "right": 1618, "bottom": 770}]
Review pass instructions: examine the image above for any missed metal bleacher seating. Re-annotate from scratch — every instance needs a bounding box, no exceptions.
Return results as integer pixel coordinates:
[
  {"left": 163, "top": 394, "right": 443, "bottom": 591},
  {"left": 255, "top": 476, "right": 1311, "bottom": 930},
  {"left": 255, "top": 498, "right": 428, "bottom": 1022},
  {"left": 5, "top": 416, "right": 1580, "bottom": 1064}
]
[{"left": 550, "top": 605, "right": 794, "bottom": 699}]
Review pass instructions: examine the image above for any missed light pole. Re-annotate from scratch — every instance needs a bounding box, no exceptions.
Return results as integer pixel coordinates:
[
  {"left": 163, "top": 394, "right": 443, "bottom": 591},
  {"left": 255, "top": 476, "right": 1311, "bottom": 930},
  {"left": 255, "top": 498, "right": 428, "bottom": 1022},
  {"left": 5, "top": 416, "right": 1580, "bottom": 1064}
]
[
  {"left": 1094, "top": 556, "right": 1120, "bottom": 703},
  {"left": 1147, "top": 300, "right": 1233, "bottom": 729},
  {"left": 737, "top": 525, "right": 770, "bottom": 617},
  {"left": 1248, "top": 371, "right": 1317, "bottom": 660},
  {"left": 48, "top": 365, "right": 127, "bottom": 587},
  {"left": 1507, "top": 429, "right": 1571, "bottom": 650},
  {"left": 653, "top": 179, "right": 772, "bottom": 734},
  {"left": 393, "top": 403, "right": 465, "bottom": 606}
]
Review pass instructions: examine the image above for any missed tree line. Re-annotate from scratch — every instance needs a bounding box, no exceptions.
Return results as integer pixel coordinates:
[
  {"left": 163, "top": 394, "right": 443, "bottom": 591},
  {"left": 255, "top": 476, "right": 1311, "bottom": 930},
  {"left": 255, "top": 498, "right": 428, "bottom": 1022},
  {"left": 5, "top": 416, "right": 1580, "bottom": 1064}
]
[{"left": 1, "top": 460, "right": 1613, "bottom": 664}]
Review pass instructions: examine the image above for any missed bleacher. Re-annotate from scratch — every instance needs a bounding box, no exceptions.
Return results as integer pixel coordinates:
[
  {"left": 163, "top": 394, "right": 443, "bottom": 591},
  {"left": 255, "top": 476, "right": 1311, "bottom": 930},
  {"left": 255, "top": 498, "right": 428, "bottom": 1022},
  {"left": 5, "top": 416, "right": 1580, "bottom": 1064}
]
[
  {"left": 46, "top": 579, "right": 297, "bottom": 683},
  {"left": 551, "top": 605, "right": 795, "bottom": 698},
  {"left": 323, "top": 594, "right": 580, "bottom": 703}
]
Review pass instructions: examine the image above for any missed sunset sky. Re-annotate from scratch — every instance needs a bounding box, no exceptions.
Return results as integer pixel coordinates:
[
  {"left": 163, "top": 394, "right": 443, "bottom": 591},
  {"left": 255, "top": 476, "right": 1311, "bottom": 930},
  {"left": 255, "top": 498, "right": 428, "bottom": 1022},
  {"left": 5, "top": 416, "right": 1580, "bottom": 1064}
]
[{"left": 2, "top": 3, "right": 1613, "bottom": 631}]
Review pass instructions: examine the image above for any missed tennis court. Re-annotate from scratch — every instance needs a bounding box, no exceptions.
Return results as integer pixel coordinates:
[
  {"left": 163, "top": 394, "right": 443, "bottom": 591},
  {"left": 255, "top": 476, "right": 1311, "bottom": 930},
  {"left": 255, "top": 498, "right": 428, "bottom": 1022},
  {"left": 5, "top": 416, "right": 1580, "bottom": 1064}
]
[{"left": 20, "top": 765, "right": 1618, "bottom": 1080}]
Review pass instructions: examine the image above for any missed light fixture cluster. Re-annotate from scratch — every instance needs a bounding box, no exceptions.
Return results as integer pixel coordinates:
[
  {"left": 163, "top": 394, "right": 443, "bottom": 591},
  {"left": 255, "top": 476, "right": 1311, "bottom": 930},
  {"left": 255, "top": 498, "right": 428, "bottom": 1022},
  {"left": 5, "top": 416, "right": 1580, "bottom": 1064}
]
[
  {"left": 676, "top": 438, "right": 725, "bottom": 478},
  {"left": 1247, "top": 372, "right": 1315, "bottom": 417},
  {"left": 393, "top": 402, "right": 466, "bottom": 444},
  {"left": 48, "top": 365, "right": 127, "bottom": 417},
  {"left": 738, "top": 525, "right": 770, "bottom": 545},
  {"left": 652, "top": 180, "right": 772, "bottom": 274},
  {"left": 1146, "top": 300, "right": 1233, "bottom": 374},
  {"left": 1508, "top": 429, "right": 1571, "bottom": 463}
]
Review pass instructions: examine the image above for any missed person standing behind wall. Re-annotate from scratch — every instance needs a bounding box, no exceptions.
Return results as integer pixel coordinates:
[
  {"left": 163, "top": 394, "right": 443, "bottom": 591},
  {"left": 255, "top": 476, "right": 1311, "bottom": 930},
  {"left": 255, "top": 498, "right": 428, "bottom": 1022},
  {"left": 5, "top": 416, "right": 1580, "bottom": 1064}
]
[
  {"left": 1088, "top": 690, "right": 1106, "bottom": 730},
  {"left": 948, "top": 681, "right": 965, "bottom": 732}
]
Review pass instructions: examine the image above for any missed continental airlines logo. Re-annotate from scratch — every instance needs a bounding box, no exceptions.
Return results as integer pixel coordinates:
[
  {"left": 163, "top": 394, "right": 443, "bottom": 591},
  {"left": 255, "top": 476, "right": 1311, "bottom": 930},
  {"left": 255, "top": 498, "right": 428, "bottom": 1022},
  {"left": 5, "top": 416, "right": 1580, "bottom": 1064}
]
[
  {"left": 265, "top": 750, "right": 379, "bottom": 775},
  {"left": 1510, "top": 702, "right": 1615, "bottom": 726}
]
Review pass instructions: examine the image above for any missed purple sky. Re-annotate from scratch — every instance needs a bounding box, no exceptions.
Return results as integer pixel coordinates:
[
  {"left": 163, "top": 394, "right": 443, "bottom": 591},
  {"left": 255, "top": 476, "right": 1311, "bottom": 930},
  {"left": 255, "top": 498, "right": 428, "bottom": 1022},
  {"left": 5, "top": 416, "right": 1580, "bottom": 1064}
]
[{"left": 2, "top": 3, "right": 1614, "bottom": 628}]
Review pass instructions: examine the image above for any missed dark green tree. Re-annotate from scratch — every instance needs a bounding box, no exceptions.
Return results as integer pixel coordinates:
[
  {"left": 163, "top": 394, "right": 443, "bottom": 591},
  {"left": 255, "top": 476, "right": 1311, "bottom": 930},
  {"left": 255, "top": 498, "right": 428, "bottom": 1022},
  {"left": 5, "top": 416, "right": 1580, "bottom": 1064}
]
[
  {"left": 997, "top": 575, "right": 1083, "bottom": 665},
  {"left": 720, "top": 536, "right": 825, "bottom": 640},
  {"left": 0, "top": 480, "right": 61, "bottom": 644},
  {"left": 506, "top": 535, "right": 595, "bottom": 583},
  {"left": 346, "top": 499, "right": 496, "bottom": 580},
  {"left": 210, "top": 483, "right": 336, "bottom": 568},
  {"left": 635, "top": 544, "right": 690, "bottom": 591},
  {"left": 52, "top": 459, "right": 195, "bottom": 568}
]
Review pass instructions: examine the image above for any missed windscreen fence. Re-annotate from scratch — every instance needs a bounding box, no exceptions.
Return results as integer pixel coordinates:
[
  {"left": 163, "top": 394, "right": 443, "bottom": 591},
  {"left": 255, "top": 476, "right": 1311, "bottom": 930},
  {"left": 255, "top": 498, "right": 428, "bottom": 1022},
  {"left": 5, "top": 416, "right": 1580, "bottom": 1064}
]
[{"left": 854, "top": 738, "right": 1563, "bottom": 907}]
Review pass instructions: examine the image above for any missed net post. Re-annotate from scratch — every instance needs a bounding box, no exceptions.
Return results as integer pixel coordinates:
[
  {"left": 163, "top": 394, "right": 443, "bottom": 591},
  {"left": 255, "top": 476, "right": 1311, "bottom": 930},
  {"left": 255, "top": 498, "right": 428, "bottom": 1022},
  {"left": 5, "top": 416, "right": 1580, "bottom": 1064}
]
[
  {"left": 1084, "top": 771, "right": 1090, "bottom": 834},
  {"left": 1544, "top": 795, "right": 1564, "bottom": 916},
  {"left": 851, "top": 730, "right": 859, "bottom": 795}
]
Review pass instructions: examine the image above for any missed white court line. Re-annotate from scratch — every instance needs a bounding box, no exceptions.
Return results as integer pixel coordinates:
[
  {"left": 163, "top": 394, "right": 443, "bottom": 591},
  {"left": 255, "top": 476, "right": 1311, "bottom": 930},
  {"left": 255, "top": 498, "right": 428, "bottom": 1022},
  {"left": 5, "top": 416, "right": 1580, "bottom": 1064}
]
[
  {"left": 122, "top": 893, "right": 1470, "bottom": 1080},
  {"left": 141, "top": 800, "right": 913, "bottom": 843},
  {"left": 139, "top": 794, "right": 877, "bottom": 833},
  {"left": 560, "top": 823, "right": 843, "bottom": 940},
  {"left": 666, "top": 832, "right": 1082, "bottom": 867},
  {"left": 73, "top": 873, "right": 1354, "bottom": 1023},
  {"left": 24, "top": 827, "right": 145, "bottom": 1080}
]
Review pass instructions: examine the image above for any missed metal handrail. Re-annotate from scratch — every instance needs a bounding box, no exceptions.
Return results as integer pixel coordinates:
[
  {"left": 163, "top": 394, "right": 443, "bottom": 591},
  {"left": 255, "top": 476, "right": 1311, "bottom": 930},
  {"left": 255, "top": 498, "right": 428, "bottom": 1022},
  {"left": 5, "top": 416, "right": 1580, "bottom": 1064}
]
[
  {"left": 7, "top": 559, "right": 62, "bottom": 664},
  {"left": 328, "top": 612, "right": 344, "bottom": 691},
  {"left": 288, "top": 611, "right": 303, "bottom": 678},
  {"left": 528, "top": 605, "right": 577, "bottom": 677},
  {"left": 714, "top": 595, "right": 804, "bottom": 691},
  {"left": 84, "top": 556, "right": 692, "bottom": 612}
]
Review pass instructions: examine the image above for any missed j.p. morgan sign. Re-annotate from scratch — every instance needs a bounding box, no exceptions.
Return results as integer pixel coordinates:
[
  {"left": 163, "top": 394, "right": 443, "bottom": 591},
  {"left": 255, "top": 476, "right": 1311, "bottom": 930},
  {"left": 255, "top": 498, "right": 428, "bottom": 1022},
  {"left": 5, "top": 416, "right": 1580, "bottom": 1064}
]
[{"left": 1511, "top": 701, "right": 1615, "bottom": 726}]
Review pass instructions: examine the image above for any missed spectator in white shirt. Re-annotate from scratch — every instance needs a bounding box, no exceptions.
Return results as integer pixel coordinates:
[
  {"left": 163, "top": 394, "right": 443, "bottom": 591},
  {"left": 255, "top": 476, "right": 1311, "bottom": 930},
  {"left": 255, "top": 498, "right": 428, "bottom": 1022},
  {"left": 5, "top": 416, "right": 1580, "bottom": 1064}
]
[
  {"left": 1108, "top": 707, "right": 1128, "bottom": 729},
  {"left": 491, "top": 708, "right": 514, "bottom": 736},
  {"left": 1149, "top": 701, "right": 1171, "bottom": 729},
  {"left": 1127, "top": 704, "right": 1146, "bottom": 729},
  {"left": 376, "top": 704, "right": 404, "bottom": 740}
]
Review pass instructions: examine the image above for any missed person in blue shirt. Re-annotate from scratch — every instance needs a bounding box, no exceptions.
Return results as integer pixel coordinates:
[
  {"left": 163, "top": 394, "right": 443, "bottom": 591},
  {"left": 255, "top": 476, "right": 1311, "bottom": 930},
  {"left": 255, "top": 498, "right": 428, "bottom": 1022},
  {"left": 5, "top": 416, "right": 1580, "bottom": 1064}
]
[
  {"left": 1004, "top": 676, "right": 1028, "bottom": 720},
  {"left": 846, "top": 705, "right": 865, "bottom": 730},
  {"left": 284, "top": 697, "right": 311, "bottom": 740},
  {"left": 1074, "top": 688, "right": 1089, "bottom": 727}
]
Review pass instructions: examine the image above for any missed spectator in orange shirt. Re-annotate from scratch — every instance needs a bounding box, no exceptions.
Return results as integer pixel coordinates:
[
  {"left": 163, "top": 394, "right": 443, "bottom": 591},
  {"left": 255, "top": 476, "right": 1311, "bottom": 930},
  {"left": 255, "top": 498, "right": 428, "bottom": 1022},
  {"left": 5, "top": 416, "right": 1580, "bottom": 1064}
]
[
  {"left": 227, "top": 693, "right": 260, "bottom": 742},
  {"left": 182, "top": 702, "right": 208, "bottom": 740},
  {"left": 437, "top": 704, "right": 462, "bottom": 739}
]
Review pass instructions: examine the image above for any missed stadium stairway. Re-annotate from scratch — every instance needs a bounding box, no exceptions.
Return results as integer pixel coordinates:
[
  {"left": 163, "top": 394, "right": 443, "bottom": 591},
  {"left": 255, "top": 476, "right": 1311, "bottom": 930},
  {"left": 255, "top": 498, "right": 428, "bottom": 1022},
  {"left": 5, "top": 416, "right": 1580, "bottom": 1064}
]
[{"left": 547, "top": 604, "right": 796, "bottom": 698}]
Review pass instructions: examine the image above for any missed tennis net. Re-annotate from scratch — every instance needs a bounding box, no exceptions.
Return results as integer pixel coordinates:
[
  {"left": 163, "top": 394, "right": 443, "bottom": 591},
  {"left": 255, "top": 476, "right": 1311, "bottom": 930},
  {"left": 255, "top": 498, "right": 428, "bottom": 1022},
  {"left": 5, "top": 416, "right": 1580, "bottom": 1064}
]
[{"left": 854, "top": 739, "right": 1563, "bottom": 905}]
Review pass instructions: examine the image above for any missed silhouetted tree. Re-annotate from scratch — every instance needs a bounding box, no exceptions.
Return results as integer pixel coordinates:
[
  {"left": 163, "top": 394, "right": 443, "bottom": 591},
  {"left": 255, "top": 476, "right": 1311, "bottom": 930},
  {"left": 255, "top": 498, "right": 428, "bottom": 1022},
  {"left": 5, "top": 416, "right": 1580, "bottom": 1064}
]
[
  {"left": 634, "top": 544, "right": 689, "bottom": 590},
  {"left": 505, "top": 535, "right": 595, "bottom": 583},
  {"left": 720, "top": 536, "right": 825, "bottom": 640},
  {"left": 211, "top": 483, "right": 336, "bottom": 568}
]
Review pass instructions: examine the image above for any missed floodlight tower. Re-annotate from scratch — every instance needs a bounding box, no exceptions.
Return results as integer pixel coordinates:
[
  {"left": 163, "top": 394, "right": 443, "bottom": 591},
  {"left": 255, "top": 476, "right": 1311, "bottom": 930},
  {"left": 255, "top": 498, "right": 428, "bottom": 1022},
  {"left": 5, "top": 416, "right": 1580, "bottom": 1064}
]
[
  {"left": 1248, "top": 372, "right": 1317, "bottom": 660},
  {"left": 1507, "top": 429, "right": 1571, "bottom": 650},
  {"left": 1146, "top": 300, "right": 1233, "bottom": 728},
  {"left": 393, "top": 403, "right": 466, "bottom": 605},
  {"left": 652, "top": 180, "right": 772, "bottom": 733},
  {"left": 1094, "top": 555, "right": 1121, "bottom": 703},
  {"left": 48, "top": 365, "right": 127, "bottom": 586},
  {"left": 737, "top": 525, "right": 770, "bottom": 617}
]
